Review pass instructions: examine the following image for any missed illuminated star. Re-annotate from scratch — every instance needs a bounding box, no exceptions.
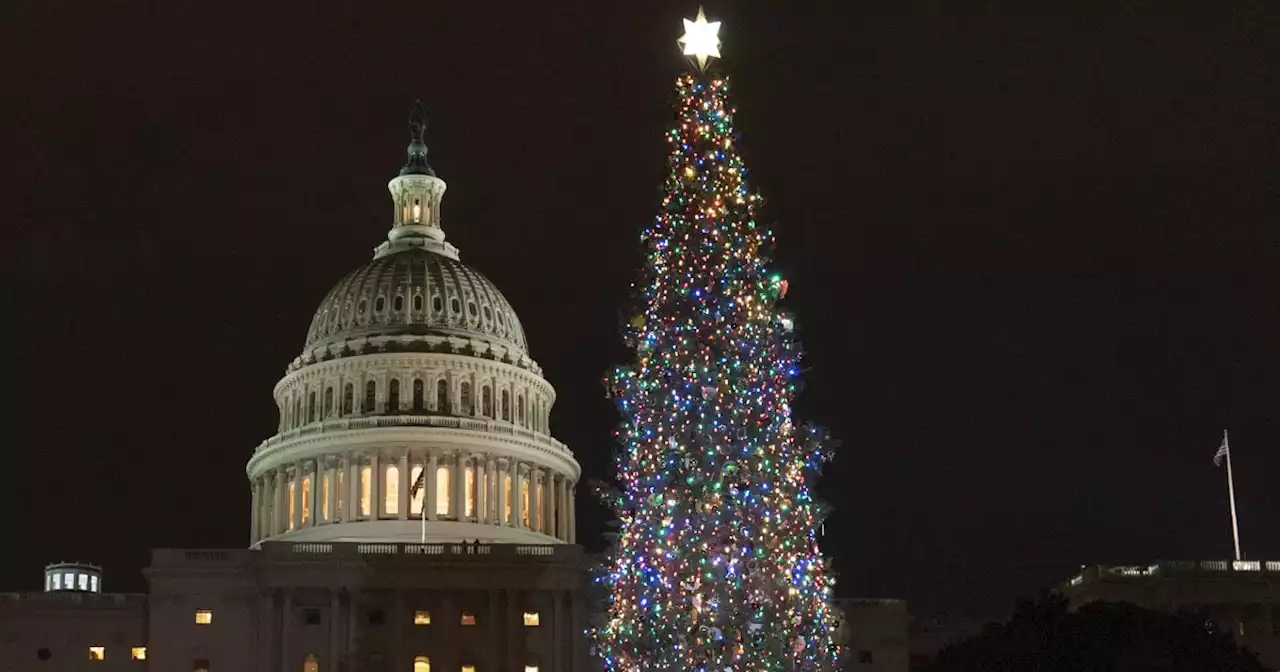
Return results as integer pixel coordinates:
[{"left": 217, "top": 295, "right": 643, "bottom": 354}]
[{"left": 679, "top": 7, "right": 721, "bottom": 69}]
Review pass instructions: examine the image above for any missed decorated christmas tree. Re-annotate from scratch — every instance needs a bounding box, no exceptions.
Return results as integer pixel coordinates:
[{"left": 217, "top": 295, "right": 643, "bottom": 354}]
[{"left": 593, "top": 10, "right": 840, "bottom": 672}]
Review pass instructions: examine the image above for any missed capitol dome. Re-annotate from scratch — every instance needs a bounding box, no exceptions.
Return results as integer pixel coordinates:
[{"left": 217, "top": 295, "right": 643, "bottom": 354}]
[{"left": 245, "top": 104, "right": 579, "bottom": 546}]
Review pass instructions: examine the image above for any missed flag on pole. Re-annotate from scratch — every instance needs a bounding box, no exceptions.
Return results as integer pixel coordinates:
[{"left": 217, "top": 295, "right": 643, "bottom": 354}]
[
  {"left": 1214, "top": 434, "right": 1230, "bottom": 467},
  {"left": 409, "top": 468, "right": 427, "bottom": 498}
]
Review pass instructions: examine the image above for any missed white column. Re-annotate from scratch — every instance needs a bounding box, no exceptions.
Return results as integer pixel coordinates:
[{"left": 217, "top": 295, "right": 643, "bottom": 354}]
[
  {"left": 398, "top": 452, "right": 410, "bottom": 521},
  {"left": 530, "top": 468, "right": 541, "bottom": 534},
  {"left": 496, "top": 459, "right": 509, "bottom": 527},
  {"left": 249, "top": 473, "right": 259, "bottom": 542},
  {"left": 308, "top": 459, "right": 319, "bottom": 527},
  {"left": 453, "top": 453, "right": 465, "bottom": 519},
  {"left": 547, "top": 474, "right": 558, "bottom": 538},
  {"left": 568, "top": 481, "right": 577, "bottom": 543},
  {"left": 292, "top": 461, "right": 303, "bottom": 531},
  {"left": 426, "top": 452, "right": 438, "bottom": 521},
  {"left": 274, "top": 468, "right": 286, "bottom": 536},
  {"left": 476, "top": 456, "right": 487, "bottom": 524},
  {"left": 346, "top": 456, "right": 358, "bottom": 522}
]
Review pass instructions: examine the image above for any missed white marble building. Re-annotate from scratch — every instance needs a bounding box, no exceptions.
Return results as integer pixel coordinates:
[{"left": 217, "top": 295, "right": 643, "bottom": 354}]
[{"left": 0, "top": 105, "right": 590, "bottom": 672}]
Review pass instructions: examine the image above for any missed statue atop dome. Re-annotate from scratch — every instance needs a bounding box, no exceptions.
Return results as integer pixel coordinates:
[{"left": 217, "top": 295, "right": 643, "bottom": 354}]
[{"left": 401, "top": 100, "right": 436, "bottom": 177}]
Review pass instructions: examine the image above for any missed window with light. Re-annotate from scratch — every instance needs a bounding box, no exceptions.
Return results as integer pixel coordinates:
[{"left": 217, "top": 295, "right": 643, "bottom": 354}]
[
  {"left": 464, "top": 465, "right": 476, "bottom": 517},
  {"left": 523, "top": 612, "right": 540, "bottom": 626},
  {"left": 460, "top": 611, "right": 476, "bottom": 626},
  {"left": 462, "top": 666, "right": 476, "bottom": 672},
  {"left": 321, "top": 473, "right": 330, "bottom": 522},
  {"left": 521, "top": 479, "right": 531, "bottom": 527},
  {"left": 414, "top": 655, "right": 430, "bottom": 672},
  {"left": 504, "top": 474, "right": 513, "bottom": 523},
  {"left": 414, "top": 610, "right": 431, "bottom": 625},
  {"left": 301, "top": 475, "right": 311, "bottom": 525},
  {"left": 525, "top": 666, "right": 539, "bottom": 672},
  {"left": 436, "top": 466, "right": 450, "bottom": 516},
  {"left": 385, "top": 464, "right": 400, "bottom": 515},
  {"left": 88, "top": 646, "right": 105, "bottom": 660},
  {"left": 195, "top": 609, "right": 213, "bottom": 624},
  {"left": 288, "top": 482, "right": 296, "bottom": 529},
  {"left": 302, "top": 653, "right": 319, "bottom": 672},
  {"left": 131, "top": 647, "right": 147, "bottom": 660},
  {"left": 360, "top": 465, "right": 372, "bottom": 516}
]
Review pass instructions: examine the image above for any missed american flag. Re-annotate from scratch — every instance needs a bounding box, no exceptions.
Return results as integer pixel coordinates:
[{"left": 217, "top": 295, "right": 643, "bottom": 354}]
[
  {"left": 1214, "top": 433, "right": 1230, "bottom": 467},
  {"left": 409, "top": 468, "right": 427, "bottom": 498}
]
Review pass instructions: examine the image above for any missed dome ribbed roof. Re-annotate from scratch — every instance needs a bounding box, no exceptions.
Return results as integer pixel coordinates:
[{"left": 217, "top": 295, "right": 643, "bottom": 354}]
[{"left": 304, "top": 248, "right": 527, "bottom": 353}]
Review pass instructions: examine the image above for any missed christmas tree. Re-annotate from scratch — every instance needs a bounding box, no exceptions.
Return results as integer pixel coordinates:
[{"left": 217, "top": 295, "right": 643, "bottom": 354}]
[{"left": 593, "top": 11, "right": 840, "bottom": 672}]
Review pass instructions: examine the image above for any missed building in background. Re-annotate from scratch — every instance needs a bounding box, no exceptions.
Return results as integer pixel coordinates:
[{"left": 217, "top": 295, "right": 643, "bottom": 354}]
[
  {"left": 832, "top": 598, "right": 909, "bottom": 672},
  {"left": 1060, "top": 559, "right": 1280, "bottom": 669},
  {"left": 0, "top": 107, "right": 589, "bottom": 672}
]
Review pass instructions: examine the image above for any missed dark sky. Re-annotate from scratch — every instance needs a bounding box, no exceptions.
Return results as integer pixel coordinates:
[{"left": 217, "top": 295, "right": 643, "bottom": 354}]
[{"left": 3, "top": 1, "right": 1276, "bottom": 616}]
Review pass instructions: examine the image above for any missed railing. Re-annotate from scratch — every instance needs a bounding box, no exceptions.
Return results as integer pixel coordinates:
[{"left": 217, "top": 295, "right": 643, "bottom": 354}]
[
  {"left": 259, "top": 541, "right": 578, "bottom": 562},
  {"left": 1074, "top": 559, "right": 1280, "bottom": 585},
  {"left": 0, "top": 592, "right": 147, "bottom": 607},
  {"left": 252, "top": 414, "right": 572, "bottom": 457}
]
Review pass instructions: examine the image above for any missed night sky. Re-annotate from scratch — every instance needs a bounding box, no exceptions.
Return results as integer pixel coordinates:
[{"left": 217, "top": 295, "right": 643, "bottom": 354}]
[{"left": 4, "top": 1, "right": 1276, "bottom": 617}]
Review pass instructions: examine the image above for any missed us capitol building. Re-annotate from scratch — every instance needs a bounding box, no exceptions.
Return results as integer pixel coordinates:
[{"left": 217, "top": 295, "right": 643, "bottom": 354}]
[{"left": 0, "top": 107, "right": 589, "bottom": 672}]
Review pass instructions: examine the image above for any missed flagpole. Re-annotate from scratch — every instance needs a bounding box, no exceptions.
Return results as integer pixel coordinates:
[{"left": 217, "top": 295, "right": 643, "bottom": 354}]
[{"left": 1223, "top": 430, "right": 1242, "bottom": 561}]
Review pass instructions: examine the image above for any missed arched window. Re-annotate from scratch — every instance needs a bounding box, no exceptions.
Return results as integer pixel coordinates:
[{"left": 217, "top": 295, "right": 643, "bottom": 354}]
[
  {"left": 521, "top": 477, "right": 531, "bottom": 527},
  {"left": 360, "top": 465, "right": 372, "bottom": 517},
  {"left": 302, "top": 653, "right": 319, "bottom": 672},
  {"left": 465, "top": 463, "right": 476, "bottom": 518},
  {"left": 517, "top": 395, "right": 525, "bottom": 426},
  {"left": 324, "top": 387, "right": 334, "bottom": 418},
  {"left": 436, "top": 379, "right": 449, "bottom": 413},
  {"left": 389, "top": 379, "right": 401, "bottom": 413},
  {"left": 364, "top": 380, "right": 376, "bottom": 413},
  {"left": 410, "top": 465, "right": 424, "bottom": 515},
  {"left": 342, "top": 383, "right": 353, "bottom": 415},
  {"left": 412, "top": 379, "right": 424, "bottom": 411},
  {"left": 308, "top": 391, "right": 317, "bottom": 422},
  {"left": 460, "top": 382, "right": 473, "bottom": 415},
  {"left": 482, "top": 386, "right": 493, "bottom": 418},
  {"left": 414, "top": 656, "right": 430, "bottom": 672},
  {"left": 301, "top": 475, "right": 311, "bottom": 525},
  {"left": 385, "top": 465, "right": 399, "bottom": 516},
  {"left": 504, "top": 474, "right": 513, "bottom": 523},
  {"left": 501, "top": 390, "right": 511, "bottom": 421},
  {"left": 436, "top": 466, "right": 451, "bottom": 517}
]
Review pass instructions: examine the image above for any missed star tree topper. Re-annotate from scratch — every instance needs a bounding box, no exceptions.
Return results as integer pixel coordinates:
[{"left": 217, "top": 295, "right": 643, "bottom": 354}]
[{"left": 679, "top": 7, "right": 721, "bottom": 69}]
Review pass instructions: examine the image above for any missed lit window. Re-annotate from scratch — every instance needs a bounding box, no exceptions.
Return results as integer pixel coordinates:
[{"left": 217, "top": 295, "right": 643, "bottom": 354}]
[
  {"left": 465, "top": 464, "right": 476, "bottom": 517},
  {"left": 462, "top": 666, "right": 476, "bottom": 672},
  {"left": 321, "top": 472, "right": 330, "bottom": 522},
  {"left": 414, "top": 656, "right": 430, "bottom": 672},
  {"left": 525, "top": 666, "right": 539, "bottom": 672},
  {"left": 414, "top": 610, "right": 431, "bottom": 625},
  {"left": 195, "top": 609, "right": 213, "bottom": 625},
  {"left": 90, "top": 575, "right": 98, "bottom": 592},
  {"left": 79, "top": 574, "right": 89, "bottom": 590},
  {"left": 194, "top": 658, "right": 210, "bottom": 672},
  {"left": 302, "top": 653, "right": 319, "bottom": 672},
  {"left": 131, "top": 647, "right": 147, "bottom": 660},
  {"left": 436, "top": 466, "right": 450, "bottom": 516},
  {"left": 523, "top": 612, "right": 540, "bottom": 626},
  {"left": 288, "top": 482, "right": 296, "bottom": 530},
  {"left": 65, "top": 572, "right": 75, "bottom": 588},
  {"left": 301, "top": 476, "right": 311, "bottom": 525},
  {"left": 88, "top": 646, "right": 105, "bottom": 660},
  {"left": 360, "top": 465, "right": 372, "bottom": 516},
  {"left": 504, "top": 474, "right": 513, "bottom": 523},
  {"left": 460, "top": 612, "right": 476, "bottom": 626},
  {"left": 45, "top": 574, "right": 51, "bottom": 591},
  {"left": 53, "top": 573, "right": 61, "bottom": 590},
  {"left": 521, "top": 479, "right": 531, "bottom": 527},
  {"left": 385, "top": 465, "right": 400, "bottom": 516},
  {"left": 336, "top": 469, "right": 345, "bottom": 518}
]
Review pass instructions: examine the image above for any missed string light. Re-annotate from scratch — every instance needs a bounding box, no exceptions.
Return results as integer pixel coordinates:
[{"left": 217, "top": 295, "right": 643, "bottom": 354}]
[{"left": 593, "top": 70, "right": 839, "bottom": 672}]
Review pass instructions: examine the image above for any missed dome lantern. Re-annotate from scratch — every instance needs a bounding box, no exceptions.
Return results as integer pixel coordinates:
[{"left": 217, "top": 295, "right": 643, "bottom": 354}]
[{"left": 381, "top": 101, "right": 456, "bottom": 261}]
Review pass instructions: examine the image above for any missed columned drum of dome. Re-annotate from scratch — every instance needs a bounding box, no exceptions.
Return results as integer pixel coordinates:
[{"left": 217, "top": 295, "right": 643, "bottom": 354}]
[{"left": 246, "top": 105, "right": 579, "bottom": 546}]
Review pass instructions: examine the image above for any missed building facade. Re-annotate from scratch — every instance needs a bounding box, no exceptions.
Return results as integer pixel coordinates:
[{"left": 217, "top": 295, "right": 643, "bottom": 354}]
[
  {"left": 0, "top": 106, "right": 588, "bottom": 672},
  {"left": 1060, "top": 559, "right": 1280, "bottom": 669}
]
